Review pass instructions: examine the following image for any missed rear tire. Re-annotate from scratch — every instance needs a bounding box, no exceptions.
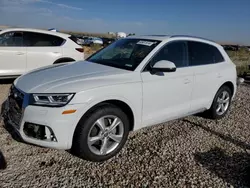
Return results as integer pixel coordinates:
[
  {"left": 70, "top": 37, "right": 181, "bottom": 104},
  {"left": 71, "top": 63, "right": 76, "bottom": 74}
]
[
  {"left": 71, "top": 104, "right": 130, "bottom": 162},
  {"left": 207, "top": 86, "right": 232, "bottom": 119}
]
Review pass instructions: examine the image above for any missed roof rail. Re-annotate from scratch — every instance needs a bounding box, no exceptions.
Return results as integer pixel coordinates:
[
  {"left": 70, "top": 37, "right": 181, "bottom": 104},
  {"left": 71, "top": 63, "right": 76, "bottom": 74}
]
[{"left": 170, "top": 35, "right": 216, "bottom": 43}]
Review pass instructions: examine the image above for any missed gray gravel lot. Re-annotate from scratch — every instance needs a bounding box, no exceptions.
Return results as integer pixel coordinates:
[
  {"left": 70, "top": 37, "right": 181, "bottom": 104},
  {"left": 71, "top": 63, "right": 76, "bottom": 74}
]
[{"left": 0, "top": 82, "right": 250, "bottom": 188}]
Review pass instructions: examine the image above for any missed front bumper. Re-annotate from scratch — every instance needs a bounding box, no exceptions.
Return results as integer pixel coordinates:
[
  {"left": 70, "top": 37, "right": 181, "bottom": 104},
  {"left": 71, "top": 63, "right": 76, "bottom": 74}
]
[{"left": 1, "top": 98, "right": 86, "bottom": 150}]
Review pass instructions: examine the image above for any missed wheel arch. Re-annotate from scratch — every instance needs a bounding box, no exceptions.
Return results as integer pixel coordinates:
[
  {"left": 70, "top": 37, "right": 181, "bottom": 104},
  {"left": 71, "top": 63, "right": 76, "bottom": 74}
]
[
  {"left": 222, "top": 81, "right": 235, "bottom": 96},
  {"left": 208, "top": 81, "right": 235, "bottom": 109},
  {"left": 77, "top": 99, "right": 135, "bottom": 131},
  {"left": 54, "top": 57, "right": 75, "bottom": 64},
  {"left": 71, "top": 98, "right": 136, "bottom": 148}
]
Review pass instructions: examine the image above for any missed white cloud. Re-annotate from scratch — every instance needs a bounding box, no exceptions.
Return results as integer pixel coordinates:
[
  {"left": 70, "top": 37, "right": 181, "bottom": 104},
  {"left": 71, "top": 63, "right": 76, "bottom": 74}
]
[
  {"left": 56, "top": 3, "right": 83, "bottom": 11},
  {"left": 0, "top": 0, "right": 168, "bottom": 34},
  {"left": 1, "top": 0, "right": 39, "bottom": 6},
  {"left": 0, "top": 0, "right": 83, "bottom": 11},
  {"left": 39, "top": 0, "right": 83, "bottom": 11}
]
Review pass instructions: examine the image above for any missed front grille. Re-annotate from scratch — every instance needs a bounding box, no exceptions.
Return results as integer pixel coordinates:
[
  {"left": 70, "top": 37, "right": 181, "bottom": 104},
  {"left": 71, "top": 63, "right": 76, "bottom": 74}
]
[
  {"left": 8, "top": 85, "right": 24, "bottom": 127},
  {"left": 9, "top": 85, "right": 24, "bottom": 108}
]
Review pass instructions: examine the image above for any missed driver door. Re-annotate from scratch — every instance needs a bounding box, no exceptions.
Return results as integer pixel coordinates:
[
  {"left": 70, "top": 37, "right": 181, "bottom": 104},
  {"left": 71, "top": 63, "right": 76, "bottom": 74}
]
[
  {"left": 0, "top": 31, "right": 26, "bottom": 76},
  {"left": 141, "top": 41, "right": 194, "bottom": 126}
]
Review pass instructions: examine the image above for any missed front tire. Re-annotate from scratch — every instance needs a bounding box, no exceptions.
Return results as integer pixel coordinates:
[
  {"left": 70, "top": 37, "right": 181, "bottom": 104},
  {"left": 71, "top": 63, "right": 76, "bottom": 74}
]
[
  {"left": 207, "top": 86, "right": 232, "bottom": 119},
  {"left": 71, "top": 104, "right": 130, "bottom": 162}
]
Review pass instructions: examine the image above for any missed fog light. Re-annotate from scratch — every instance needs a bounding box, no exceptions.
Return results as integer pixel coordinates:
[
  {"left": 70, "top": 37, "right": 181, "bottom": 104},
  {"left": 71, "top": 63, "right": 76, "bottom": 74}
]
[{"left": 23, "top": 123, "right": 57, "bottom": 142}]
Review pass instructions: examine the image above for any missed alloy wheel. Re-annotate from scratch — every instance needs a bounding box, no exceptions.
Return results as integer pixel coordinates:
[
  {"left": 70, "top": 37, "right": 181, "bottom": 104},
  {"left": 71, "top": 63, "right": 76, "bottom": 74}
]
[
  {"left": 216, "top": 91, "right": 230, "bottom": 116},
  {"left": 87, "top": 115, "right": 124, "bottom": 156}
]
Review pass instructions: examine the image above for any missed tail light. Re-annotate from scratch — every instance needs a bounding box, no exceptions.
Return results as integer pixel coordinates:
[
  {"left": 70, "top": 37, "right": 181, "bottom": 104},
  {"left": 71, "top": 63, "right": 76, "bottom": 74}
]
[{"left": 75, "top": 48, "right": 84, "bottom": 53}]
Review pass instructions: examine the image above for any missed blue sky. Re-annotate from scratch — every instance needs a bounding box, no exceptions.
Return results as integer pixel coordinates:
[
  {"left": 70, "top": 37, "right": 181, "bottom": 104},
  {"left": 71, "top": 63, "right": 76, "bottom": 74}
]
[{"left": 0, "top": 0, "right": 250, "bottom": 44}]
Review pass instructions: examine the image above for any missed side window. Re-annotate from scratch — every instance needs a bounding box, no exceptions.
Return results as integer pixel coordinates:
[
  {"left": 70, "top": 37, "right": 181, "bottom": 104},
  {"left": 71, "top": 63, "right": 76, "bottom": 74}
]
[
  {"left": 0, "top": 32, "right": 24, "bottom": 46},
  {"left": 188, "top": 41, "right": 224, "bottom": 66},
  {"left": 24, "top": 32, "right": 64, "bottom": 47},
  {"left": 149, "top": 41, "right": 187, "bottom": 69}
]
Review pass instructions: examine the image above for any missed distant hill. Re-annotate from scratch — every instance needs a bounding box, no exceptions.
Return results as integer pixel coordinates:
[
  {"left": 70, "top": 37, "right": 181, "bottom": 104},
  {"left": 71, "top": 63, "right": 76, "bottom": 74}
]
[{"left": 0, "top": 25, "right": 10, "bottom": 29}]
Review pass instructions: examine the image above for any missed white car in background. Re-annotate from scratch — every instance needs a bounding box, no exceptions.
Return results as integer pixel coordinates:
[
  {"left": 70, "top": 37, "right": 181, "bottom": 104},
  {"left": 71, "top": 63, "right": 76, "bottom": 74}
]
[
  {"left": 0, "top": 28, "right": 84, "bottom": 79},
  {"left": 84, "top": 37, "right": 103, "bottom": 46},
  {"left": 116, "top": 32, "right": 127, "bottom": 38},
  {"left": 2, "top": 35, "right": 237, "bottom": 162},
  {"left": 76, "top": 36, "right": 90, "bottom": 45}
]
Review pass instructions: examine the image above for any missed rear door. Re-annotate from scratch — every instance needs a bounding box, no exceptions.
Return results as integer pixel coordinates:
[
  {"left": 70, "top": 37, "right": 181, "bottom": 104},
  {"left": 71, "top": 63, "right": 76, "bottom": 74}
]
[
  {"left": 188, "top": 41, "right": 226, "bottom": 112},
  {"left": 24, "top": 32, "right": 64, "bottom": 72},
  {"left": 0, "top": 31, "right": 26, "bottom": 76}
]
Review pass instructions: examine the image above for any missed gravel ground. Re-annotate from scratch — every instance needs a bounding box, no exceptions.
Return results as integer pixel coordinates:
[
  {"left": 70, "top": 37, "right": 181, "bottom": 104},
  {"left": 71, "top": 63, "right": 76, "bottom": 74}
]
[{"left": 0, "top": 82, "right": 250, "bottom": 188}]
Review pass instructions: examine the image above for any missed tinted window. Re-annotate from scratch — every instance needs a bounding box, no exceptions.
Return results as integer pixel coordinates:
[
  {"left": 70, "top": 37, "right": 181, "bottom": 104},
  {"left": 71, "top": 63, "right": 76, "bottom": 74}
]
[
  {"left": 213, "top": 46, "right": 224, "bottom": 63},
  {"left": 149, "top": 41, "right": 187, "bottom": 68},
  {"left": 0, "top": 31, "right": 24, "bottom": 46},
  {"left": 188, "top": 41, "right": 224, "bottom": 66},
  {"left": 24, "top": 32, "right": 64, "bottom": 46}
]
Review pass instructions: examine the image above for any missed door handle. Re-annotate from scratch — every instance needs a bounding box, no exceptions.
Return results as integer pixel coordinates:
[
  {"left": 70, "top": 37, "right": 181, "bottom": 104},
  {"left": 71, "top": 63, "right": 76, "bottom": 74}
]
[
  {"left": 184, "top": 79, "right": 191, "bottom": 84},
  {"left": 16, "top": 52, "right": 25, "bottom": 55},
  {"left": 52, "top": 52, "right": 62, "bottom": 56},
  {"left": 217, "top": 73, "right": 222, "bottom": 78}
]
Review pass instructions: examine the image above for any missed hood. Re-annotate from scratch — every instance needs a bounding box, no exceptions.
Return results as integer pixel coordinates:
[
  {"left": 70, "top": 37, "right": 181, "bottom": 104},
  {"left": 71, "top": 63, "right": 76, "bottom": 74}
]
[{"left": 15, "top": 61, "right": 139, "bottom": 93}]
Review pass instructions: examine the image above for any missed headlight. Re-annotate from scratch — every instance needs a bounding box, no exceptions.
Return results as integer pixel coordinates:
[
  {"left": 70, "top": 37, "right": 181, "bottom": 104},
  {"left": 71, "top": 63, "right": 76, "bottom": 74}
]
[{"left": 31, "top": 93, "right": 74, "bottom": 107}]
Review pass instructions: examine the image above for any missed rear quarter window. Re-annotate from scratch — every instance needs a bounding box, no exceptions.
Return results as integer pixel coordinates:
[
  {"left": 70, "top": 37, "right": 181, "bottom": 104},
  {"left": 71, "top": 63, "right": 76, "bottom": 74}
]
[
  {"left": 212, "top": 46, "right": 225, "bottom": 63},
  {"left": 69, "top": 35, "right": 80, "bottom": 45}
]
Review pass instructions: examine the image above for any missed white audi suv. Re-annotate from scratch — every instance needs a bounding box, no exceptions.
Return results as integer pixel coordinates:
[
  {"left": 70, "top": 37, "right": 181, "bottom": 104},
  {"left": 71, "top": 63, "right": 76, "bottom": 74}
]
[{"left": 2, "top": 35, "right": 237, "bottom": 162}]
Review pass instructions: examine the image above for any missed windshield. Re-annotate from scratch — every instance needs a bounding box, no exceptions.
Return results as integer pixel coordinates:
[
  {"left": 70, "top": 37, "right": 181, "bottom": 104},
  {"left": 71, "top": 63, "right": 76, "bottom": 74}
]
[{"left": 86, "top": 38, "right": 160, "bottom": 71}]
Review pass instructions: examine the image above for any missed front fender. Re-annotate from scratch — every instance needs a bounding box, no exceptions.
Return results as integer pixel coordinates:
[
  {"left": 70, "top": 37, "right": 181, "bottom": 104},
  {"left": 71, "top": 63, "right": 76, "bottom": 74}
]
[
  {"left": 67, "top": 83, "right": 143, "bottom": 147},
  {"left": 73, "top": 92, "right": 142, "bottom": 130}
]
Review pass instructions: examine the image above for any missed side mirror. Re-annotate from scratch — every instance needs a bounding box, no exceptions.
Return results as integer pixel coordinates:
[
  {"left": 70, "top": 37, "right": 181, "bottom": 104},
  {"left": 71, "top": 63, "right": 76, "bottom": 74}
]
[{"left": 151, "top": 60, "right": 176, "bottom": 73}]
